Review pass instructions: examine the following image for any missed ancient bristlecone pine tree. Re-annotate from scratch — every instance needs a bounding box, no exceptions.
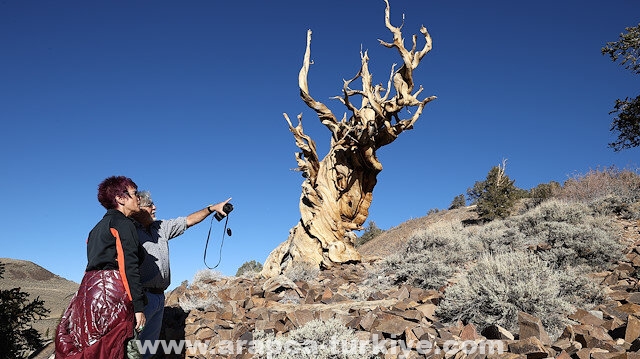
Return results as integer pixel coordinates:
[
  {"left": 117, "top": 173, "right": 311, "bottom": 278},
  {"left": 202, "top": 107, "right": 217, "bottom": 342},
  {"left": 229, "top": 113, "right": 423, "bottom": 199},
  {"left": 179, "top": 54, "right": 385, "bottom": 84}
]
[{"left": 261, "top": 0, "right": 436, "bottom": 278}]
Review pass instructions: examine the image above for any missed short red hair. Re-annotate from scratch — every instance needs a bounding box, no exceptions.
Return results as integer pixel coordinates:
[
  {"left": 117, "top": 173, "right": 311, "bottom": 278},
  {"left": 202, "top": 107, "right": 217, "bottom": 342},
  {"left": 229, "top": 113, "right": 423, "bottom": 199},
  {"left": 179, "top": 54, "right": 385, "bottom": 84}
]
[{"left": 97, "top": 176, "right": 138, "bottom": 209}]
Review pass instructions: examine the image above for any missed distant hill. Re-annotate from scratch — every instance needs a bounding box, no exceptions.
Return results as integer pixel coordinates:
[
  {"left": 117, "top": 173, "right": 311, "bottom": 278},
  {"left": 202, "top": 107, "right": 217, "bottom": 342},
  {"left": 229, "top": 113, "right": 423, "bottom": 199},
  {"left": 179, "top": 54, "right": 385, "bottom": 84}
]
[{"left": 0, "top": 258, "right": 79, "bottom": 340}]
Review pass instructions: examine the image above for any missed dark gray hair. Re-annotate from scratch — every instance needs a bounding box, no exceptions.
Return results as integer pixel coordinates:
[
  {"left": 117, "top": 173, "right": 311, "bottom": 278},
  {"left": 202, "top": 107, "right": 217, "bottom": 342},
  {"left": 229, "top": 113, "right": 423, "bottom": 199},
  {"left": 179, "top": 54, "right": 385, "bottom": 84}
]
[{"left": 138, "top": 190, "right": 153, "bottom": 207}]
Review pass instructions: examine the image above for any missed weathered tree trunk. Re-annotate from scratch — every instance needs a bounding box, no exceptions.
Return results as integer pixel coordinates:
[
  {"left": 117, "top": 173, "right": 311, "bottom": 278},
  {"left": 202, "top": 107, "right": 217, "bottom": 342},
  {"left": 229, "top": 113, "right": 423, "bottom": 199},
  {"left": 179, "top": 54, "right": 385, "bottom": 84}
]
[{"left": 261, "top": 0, "right": 436, "bottom": 278}]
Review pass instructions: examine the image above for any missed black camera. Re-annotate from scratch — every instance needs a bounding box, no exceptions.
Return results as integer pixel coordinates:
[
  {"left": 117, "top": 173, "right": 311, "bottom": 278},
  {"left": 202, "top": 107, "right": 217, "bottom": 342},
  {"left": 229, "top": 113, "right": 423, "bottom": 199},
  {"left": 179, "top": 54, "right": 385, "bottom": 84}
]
[{"left": 214, "top": 203, "right": 234, "bottom": 221}]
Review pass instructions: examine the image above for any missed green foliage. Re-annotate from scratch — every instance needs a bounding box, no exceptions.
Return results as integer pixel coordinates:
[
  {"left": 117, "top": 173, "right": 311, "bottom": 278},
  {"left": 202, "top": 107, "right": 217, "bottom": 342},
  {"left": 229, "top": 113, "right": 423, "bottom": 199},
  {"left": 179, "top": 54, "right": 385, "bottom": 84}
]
[
  {"left": 253, "top": 318, "right": 373, "bottom": 359},
  {"left": 448, "top": 194, "right": 466, "bottom": 209},
  {"left": 602, "top": 24, "right": 640, "bottom": 75},
  {"left": 467, "top": 163, "right": 520, "bottom": 221},
  {"left": 355, "top": 221, "right": 384, "bottom": 247},
  {"left": 236, "top": 260, "right": 263, "bottom": 277},
  {"left": 608, "top": 96, "right": 640, "bottom": 151},
  {"left": 0, "top": 262, "right": 50, "bottom": 358},
  {"left": 435, "top": 252, "right": 601, "bottom": 338},
  {"left": 602, "top": 24, "right": 640, "bottom": 151},
  {"left": 529, "top": 181, "right": 561, "bottom": 200}
]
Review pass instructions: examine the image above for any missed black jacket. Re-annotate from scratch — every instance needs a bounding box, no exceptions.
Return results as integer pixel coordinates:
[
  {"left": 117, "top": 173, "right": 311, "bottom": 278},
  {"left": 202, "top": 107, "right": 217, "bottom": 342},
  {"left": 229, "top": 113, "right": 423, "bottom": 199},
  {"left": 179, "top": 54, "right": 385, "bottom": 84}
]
[{"left": 86, "top": 209, "right": 147, "bottom": 312}]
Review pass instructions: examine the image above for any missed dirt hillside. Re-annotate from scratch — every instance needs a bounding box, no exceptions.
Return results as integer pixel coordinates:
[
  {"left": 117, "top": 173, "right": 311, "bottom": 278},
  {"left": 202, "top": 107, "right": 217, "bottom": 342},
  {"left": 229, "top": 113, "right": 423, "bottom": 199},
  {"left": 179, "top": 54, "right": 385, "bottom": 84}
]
[
  {"left": 358, "top": 205, "right": 479, "bottom": 258},
  {"left": 0, "top": 257, "right": 79, "bottom": 339}
]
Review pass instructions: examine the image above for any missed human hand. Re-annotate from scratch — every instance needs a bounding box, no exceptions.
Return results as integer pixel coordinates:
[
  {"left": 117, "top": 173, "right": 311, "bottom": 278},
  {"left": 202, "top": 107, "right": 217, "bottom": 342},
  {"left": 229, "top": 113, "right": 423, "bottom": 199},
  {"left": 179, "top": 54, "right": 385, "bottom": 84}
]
[
  {"left": 135, "top": 312, "right": 146, "bottom": 332},
  {"left": 209, "top": 197, "right": 232, "bottom": 216}
]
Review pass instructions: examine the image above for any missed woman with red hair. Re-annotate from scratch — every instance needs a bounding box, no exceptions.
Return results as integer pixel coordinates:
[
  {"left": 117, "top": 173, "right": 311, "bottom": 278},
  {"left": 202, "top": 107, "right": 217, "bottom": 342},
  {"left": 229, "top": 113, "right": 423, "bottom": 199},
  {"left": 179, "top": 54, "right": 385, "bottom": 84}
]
[{"left": 56, "top": 175, "right": 147, "bottom": 359}]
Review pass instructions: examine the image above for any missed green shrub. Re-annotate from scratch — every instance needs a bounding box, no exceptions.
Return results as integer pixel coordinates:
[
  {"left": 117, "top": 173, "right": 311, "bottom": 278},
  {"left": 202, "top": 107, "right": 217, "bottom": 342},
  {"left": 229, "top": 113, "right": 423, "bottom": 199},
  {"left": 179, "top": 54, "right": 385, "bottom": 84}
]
[
  {"left": 236, "top": 260, "right": 263, "bottom": 277},
  {"left": 529, "top": 181, "right": 561, "bottom": 200},
  {"left": 467, "top": 163, "right": 521, "bottom": 221},
  {"left": 448, "top": 194, "right": 467, "bottom": 209},
  {"left": 436, "top": 252, "right": 600, "bottom": 338},
  {"left": 0, "top": 262, "right": 50, "bottom": 358},
  {"left": 355, "top": 221, "right": 384, "bottom": 247},
  {"left": 253, "top": 318, "right": 373, "bottom": 359}
]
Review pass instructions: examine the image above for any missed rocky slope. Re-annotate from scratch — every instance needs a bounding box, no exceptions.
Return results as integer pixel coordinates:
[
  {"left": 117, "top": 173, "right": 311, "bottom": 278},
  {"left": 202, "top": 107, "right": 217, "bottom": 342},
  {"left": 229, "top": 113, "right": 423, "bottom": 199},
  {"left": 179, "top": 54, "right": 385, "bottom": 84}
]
[{"left": 153, "top": 210, "right": 640, "bottom": 359}]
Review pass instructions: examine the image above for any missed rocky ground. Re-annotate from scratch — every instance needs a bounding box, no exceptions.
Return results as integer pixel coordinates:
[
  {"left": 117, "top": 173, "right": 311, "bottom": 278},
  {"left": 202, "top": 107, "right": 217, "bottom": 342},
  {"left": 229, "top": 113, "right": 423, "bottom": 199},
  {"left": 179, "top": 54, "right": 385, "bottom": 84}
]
[{"left": 149, "top": 214, "right": 640, "bottom": 359}]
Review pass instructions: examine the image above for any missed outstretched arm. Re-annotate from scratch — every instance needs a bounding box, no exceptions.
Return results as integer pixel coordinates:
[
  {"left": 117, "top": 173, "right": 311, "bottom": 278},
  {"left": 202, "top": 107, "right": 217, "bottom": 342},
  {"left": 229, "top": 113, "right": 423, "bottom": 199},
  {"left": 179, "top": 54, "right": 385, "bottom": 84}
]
[{"left": 186, "top": 197, "right": 232, "bottom": 227}]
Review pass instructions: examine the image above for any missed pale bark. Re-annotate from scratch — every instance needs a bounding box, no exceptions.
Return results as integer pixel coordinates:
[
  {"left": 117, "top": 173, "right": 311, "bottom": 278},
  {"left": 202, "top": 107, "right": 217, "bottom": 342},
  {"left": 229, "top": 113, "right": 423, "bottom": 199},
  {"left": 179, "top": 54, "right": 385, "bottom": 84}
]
[{"left": 262, "top": 0, "right": 436, "bottom": 278}]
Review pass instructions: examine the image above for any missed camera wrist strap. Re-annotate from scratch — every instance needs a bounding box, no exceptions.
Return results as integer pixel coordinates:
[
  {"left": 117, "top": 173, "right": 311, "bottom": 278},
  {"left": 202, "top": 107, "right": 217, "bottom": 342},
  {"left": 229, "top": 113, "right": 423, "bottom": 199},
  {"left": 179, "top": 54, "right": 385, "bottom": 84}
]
[{"left": 203, "top": 214, "right": 231, "bottom": 270}]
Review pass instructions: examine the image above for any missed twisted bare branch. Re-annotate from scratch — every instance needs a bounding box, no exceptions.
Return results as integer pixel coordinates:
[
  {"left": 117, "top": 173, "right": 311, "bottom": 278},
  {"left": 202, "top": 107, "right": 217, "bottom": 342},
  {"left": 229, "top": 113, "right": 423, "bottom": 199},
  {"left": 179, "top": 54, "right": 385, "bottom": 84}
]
[
  {"left": 284, "top": 113, "right": 320, "bottom": 184},
  {"left": 298, "top": 29, "right": 340, "bottom": 140}
]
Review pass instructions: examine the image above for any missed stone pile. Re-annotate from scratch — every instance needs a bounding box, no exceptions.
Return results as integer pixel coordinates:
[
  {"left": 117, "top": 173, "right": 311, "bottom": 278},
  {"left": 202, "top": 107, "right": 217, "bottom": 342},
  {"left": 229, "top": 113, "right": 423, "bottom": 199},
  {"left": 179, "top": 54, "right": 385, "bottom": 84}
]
[{"left": 156, "top": 221, "right": 640, "bottom": 359}]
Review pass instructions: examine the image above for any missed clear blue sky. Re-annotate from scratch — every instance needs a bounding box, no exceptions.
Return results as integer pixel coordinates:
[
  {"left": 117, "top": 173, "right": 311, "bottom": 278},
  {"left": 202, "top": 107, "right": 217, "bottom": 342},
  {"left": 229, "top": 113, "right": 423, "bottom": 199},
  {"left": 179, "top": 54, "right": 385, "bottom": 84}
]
[{"left": 1, "top": 0, "right": 638, "bottom": 290}]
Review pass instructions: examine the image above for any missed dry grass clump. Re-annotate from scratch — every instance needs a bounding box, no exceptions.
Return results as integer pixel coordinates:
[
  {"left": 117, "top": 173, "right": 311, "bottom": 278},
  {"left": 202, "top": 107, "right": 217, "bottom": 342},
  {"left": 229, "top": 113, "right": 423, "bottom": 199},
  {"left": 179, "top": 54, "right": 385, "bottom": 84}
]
[
  {"left": 178, "top": 269, "right": 228, "bottom": 311},
  {"left": 253, "top": 318, "right": 372, "bottom": 359},
  {"left": 436, "top": 252, "right": 602, "bottom": 339},
  {"left": 344, "top": 264, "right": 394, "bottom": 301},
  {"left": 554, "top": 166, "right": 640, "bottom": 205},
  {"left": 283, "top": 261, "right": 320, "bottom": 283}
]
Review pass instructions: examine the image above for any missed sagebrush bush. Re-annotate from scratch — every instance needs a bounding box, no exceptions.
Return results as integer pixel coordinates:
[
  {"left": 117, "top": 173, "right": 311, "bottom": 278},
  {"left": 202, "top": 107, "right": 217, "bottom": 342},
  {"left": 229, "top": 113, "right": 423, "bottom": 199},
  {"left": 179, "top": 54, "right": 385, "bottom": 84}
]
[
  {"left": 283, "top": 261, "right": 320, "bottom": 282},
  {"left": 384, "top": 253, "right": 454, "bottom": 291},
  {"left": 191, "top": 268, "right": 225, "bottom": 284},
  {"left": 435, "top": 252, "right": 599, "bottom": 338},
  {"left": 557, "top": 265, "right": 605, "bottom": 307},
  {"left": 253, "top": 318, "right": 373, "bottom": 359},
  {"left": 474, "top": 199, "right": 622, "bottom": 271},
  {"left": 179, "top": 269, "right": 227, "bottom": 311},
  {"left": 589, "top": 194, "right": 640, "bottom": 219},
  {"left": 473, "top": 220, "right": 528, "bottom": 254},
  {"left": 382, "top": 222, "right": 484, "bottom": 290},
  {"left": 346, "top": 263, "right": 394, "bottom": 301}
]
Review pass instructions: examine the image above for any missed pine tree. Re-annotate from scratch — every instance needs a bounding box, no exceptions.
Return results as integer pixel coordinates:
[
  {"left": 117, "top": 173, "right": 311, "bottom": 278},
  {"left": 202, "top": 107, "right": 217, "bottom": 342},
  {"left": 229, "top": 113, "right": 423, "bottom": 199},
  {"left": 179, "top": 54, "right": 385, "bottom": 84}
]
[
  {"left": 467, "top": 160, "right": 519, "bottom": 221},
  {"left": 448, "top": 194, "right": 466, "bottom": 209},
  {"left": 236, "top": 260, "right": 263, "bottom": 276},
  {"left": 602, "top": 24, "right": 640, "bottom": 151},
  {"left": 0, "top": 262, "right": 50, "bottom": 358},
  {"left": 356, "top": 221, "right": 384, "bottom": 246}
]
